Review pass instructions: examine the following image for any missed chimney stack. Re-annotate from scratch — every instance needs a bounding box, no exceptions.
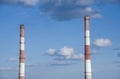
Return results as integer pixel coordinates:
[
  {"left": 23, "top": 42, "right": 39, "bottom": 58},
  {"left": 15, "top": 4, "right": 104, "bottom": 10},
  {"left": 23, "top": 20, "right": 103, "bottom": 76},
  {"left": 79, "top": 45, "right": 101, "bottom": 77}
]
[
  {"left": 19, "top": 24, "right": 25, "bottom": 79},
  {"left": 84, "top": 16, "right": 92, "bottom": 79}
]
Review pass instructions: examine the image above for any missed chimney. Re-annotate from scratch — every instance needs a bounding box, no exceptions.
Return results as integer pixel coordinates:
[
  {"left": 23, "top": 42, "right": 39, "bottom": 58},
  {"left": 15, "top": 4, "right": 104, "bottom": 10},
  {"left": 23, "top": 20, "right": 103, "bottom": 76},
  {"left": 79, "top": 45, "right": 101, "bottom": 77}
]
[
  {"left": 19, "top": 24, "right": 25, "bottom": 79},
  {"left": 84, "top": 16, "right": 92, "bottom": 79}
]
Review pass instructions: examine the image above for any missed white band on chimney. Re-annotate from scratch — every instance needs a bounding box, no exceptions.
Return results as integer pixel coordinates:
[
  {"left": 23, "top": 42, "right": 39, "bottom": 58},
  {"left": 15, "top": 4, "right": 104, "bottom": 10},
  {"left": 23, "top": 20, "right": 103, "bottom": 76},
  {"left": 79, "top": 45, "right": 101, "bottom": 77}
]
[
  {"left": 85, "top": 38, "right": 90, "bottom": 45},
  {"left": 85, "top": 30, "right": 90, "bottom": 45},
  {"left": 85, "top": 60, "right": 92, "bottom": 72},
  {"left": 20, "top": 37, "right": 24, "bottom": 50},
  {"left": 20, "top": 63, "right": 25, "bottom": 76},
  {"left": 20, "top": 43, "right": 24, "bottom": 50},
  {"left": 86, "top": 73, "right": 91, "bottom": 76},
  {"left": 20, "top": 37, "right": 24, "bottom": 43},
  {"left": 85, "top": 30, "right": 90, "bottom": 37}
]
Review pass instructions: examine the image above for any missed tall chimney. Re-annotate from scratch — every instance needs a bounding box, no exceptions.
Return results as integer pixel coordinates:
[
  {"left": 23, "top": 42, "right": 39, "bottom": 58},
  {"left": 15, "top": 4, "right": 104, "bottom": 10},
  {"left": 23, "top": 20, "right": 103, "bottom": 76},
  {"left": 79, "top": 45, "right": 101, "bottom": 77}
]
[
  {"left": 19, "top": 24, "right": 25, "bottom": 79},
  {"left": 84, "top": 16, "right": 92, "bottom": 79}
]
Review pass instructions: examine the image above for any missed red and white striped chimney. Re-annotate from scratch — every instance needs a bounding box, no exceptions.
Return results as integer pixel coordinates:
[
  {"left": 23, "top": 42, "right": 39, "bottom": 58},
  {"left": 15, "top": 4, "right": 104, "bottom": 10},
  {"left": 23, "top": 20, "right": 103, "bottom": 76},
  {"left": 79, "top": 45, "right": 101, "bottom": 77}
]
[
  {"left": 19, "top": 24, "right": 25, "bottom": 79},
  {"left": 84, "top": 16, "right": 92, "bottom": 79}
]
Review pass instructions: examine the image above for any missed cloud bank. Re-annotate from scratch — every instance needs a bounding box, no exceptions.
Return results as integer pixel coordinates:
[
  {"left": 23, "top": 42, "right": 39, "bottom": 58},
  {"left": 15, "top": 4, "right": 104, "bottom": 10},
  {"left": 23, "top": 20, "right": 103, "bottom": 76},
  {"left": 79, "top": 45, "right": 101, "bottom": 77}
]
[
  {"left": 40, "top": 0, "right": 102, "bottom": 20},
  {"left": 0, "top": 0, "right": 119, "bottom": 20},
  {"left": 47, "top": 48, "right": 57, "bottom": 55},
  {"left": 0, "top": 0, "right": 102, "bottom": 20},
  {"left": 93, "top": 38, "right": 112, "bottom": 47},
  {"left": 0, "top": 0, "right": 39, "bottom": 6},
  {"left": 47, "top": 46, "right": 84, "bottom": 65},
  {"left": 47, "top": 46, "right": 84, "bottom": 60}
]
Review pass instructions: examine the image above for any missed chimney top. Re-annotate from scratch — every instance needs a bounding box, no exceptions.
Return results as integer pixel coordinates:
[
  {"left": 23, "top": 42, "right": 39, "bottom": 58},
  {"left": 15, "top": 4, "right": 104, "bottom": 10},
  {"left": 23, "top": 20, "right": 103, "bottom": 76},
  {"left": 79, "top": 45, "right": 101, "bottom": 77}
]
[
  {"left": 84, "top": 15, "right": 90, "bottom": 20},
  {"left": 20, "top": 24, "right": 24, "bottom": 29}
]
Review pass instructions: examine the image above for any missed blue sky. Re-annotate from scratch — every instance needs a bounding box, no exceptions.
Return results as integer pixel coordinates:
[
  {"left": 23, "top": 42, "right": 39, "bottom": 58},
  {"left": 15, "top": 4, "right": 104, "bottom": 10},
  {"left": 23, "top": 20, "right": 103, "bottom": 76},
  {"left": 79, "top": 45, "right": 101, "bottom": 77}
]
[{"left": 0, "top": 0, "right": 120, "bottom": 79}]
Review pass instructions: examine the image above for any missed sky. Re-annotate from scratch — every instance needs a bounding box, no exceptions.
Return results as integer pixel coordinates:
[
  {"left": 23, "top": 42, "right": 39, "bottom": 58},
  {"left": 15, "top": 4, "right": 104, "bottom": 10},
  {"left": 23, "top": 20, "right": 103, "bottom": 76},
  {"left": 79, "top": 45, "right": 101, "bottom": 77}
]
[{"left": 0, "top": 0, "right": 120, "bottom": 79}]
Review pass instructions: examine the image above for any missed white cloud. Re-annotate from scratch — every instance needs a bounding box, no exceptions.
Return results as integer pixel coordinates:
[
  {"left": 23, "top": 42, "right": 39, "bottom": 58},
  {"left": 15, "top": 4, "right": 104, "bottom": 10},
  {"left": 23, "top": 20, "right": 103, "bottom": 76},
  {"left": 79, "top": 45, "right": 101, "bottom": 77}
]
[
  {"left": 47, "top": 46, "right": 84, "bottom": 60},
  {"left": 93, "top": 38, "right": 112, "bottom": 47},
  {"left": 46, "top": 46, "right": 85, "bottom": 66},
  {"left": 19, "top": 0, "right": 39, "bottom": 5},
  {"left": 59, "top": 46, "right": 84, "bottom": 60},
  {"left": 75, "top": 0, "right": 94, "bottom": 6},
  {"left": 72, "top": 54, "right": 84, "bottom": 60},
  {"left": 85, "top": 7, "right": 93, "bottom": 12},
  {"left": 47, "top": 48, "right": 56, "bottom": 55},
  {"left": 0, "top": 0, "right": 39, "bottom": 6},
  {"left": 92, "top": 13, "right": 103, "bottom": 18},
  {"left": 59, "top": 46, "right": 74, "bottom": 56},
  {"left": 8, "top": 57, "right": 17, "bottom": 62}
]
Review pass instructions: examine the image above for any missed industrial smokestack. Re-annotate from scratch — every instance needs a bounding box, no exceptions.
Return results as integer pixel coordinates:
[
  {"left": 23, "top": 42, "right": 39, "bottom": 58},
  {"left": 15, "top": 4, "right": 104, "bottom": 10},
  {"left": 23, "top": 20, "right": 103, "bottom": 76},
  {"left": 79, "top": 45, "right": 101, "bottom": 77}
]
[
  {"left": 84, "top": 16, "right": 92, "bottom": 79},
  {"left": 19, "top": 24, "right": 25, "bottom": 79}
]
